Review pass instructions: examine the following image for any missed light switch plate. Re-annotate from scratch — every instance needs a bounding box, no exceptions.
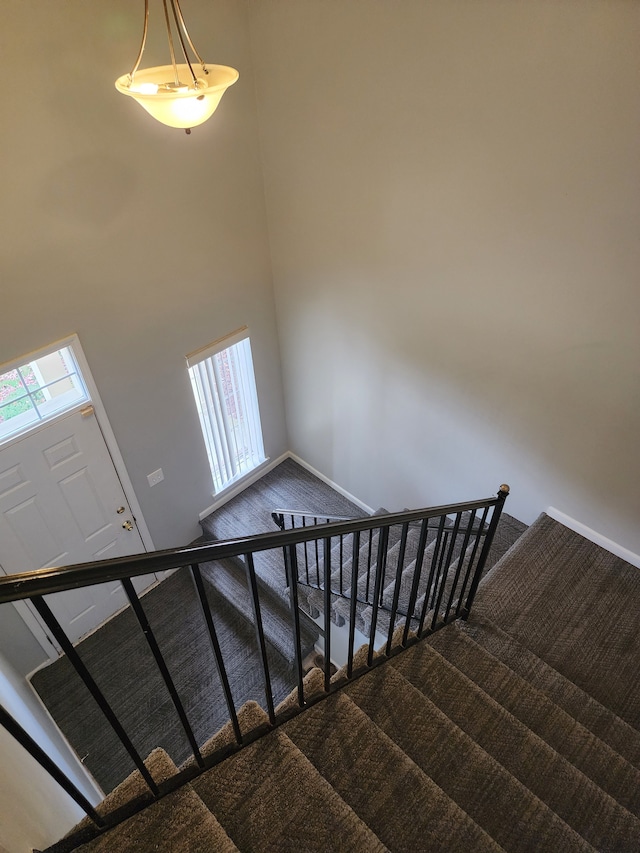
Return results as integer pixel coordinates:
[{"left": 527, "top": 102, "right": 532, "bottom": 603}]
[{"left": 147, "top": 468, "right": 164, "bottom": 487}]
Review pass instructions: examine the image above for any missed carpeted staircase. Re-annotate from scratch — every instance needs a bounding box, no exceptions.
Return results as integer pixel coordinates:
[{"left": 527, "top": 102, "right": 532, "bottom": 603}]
[
  {"left": 47, "top": 508, "right": 640, "bottom": 853},
  {"left": 35, "top": 463, "right": 640, "bottom": 853}
]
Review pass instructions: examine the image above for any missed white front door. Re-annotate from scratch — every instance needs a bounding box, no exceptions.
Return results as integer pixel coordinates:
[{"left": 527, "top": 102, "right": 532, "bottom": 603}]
[{"left": 0, "top": 408, "right": 157, "bottom": 646}]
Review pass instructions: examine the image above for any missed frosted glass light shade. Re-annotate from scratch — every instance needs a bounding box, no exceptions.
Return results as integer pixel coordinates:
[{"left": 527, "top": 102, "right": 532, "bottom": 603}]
[{"left": 115, "top": 64, "right": 239, "bottom": 129}]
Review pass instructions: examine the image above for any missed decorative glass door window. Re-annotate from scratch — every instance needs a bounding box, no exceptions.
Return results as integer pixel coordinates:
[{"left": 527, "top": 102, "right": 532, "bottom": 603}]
[
  {"left": 0, "top": 343, "right": 89, "bottom": 445},
  {"left": 187, "top": 328, "right": 266, "bottom": 494}
]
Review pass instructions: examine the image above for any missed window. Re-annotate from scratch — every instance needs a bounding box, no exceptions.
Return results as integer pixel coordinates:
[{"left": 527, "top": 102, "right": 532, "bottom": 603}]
[
  {"left": 0, "top": 343, "right": 89, "bottom": 445},
  {"left": 187, "top": 328, "right": 266, "bottom": 494}
]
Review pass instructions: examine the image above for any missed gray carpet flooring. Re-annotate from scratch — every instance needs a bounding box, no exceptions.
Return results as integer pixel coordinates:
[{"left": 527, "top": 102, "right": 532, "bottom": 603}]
[
  {"left": 30, "top": 459, "right": 365, "bottom": 795},
  {"left": 200, "top": 457, "right": 364, "bottom": 542},
  {"left": 47, "top": 497, "right": 640, "bottom": 853},
  {"left": 473, "top": 512, "right": 640, "bottom": 729},
  {"left": 200, "top": 457, "right": 364, "bottom": 599},
  {"left": 30, "top": 570, "right": 295, "bottom": 794}
]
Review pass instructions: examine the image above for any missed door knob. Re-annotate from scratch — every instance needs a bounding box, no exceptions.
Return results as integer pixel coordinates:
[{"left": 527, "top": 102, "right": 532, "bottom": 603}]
[{"left": 122, "top": 520, "right": 134, "bottom": 531}]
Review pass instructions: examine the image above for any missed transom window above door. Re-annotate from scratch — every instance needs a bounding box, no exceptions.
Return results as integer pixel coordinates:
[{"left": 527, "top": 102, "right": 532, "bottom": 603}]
[{"left": 0, "top": 340, "right": 89, "bottom": 445}]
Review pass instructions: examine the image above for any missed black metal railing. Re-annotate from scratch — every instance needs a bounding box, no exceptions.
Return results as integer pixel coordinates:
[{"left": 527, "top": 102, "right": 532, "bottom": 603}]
[
  {"left": 271, "top": 501, "right": 499, "bottom": 647},
  {"left": 271, "top": 509, "right": 357, "bottom": 588},
  {"left": 0, "top": 485, "right": 508, "bottom": 851}
]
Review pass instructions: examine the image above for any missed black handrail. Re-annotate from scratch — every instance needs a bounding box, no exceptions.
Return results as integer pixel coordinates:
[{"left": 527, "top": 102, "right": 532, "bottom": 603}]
[
  {"left": 272, "top": 509, "right": 358, "bottom": 526},
  {"left": 0, "top": 497, "right": 501, "bottom": 605},
  {"left": 0, "top": 486, "right": 508, "bottom": 852}
]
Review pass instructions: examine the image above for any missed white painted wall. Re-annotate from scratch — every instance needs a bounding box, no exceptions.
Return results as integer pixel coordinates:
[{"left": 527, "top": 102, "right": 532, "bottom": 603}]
[
  {"left": 248, "top": 0, "right": 640, "bottom": 553},
  {"left": 0, "top": 3, "right": 286, "bottom": 842},
  {"left": 1, "top": 1, "right": 639, "bottom": 842},
  {"left": 0, "top": 652, "right": 100, "bottom": 853},
  {"left": 0, "top": 0, "right": 287, "bottom": 552}
]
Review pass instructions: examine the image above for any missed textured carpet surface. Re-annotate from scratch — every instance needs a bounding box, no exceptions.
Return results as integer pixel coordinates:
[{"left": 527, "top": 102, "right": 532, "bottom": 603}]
[
  {"left": 192, "top": 715, "right": 388, "bottom": 853},
  {"left": 461, "top": 613, "right": 640, "bottom": 769},
  {"left": 31, "top": 571, "right": 295, "bottom": 793},
  {"left": 72, "top": 748, "right": 178, "bottom": 835},
  {"left": 474, "top": 512, "right": 640, "bottom": 728},
  {"left": 76, "top": 781, "right": 239, "bottom": 853},
  {"left": 429, "top": 621, "right": 640, "bottom": 817},
  {"left": 344, "top": 662, "right": 592, "bottom": 853},
  {"left": 392, "top": 639, "right": 640, "bottom": 851},
  {"left": 45, "top": 485, "right": 640, "bottom": 853},
  {"left": 200, "top": 457, "right": 364, "bottom": 542},
  {"left": 282, "top": 690, "right": 503, "bottom": 853}
]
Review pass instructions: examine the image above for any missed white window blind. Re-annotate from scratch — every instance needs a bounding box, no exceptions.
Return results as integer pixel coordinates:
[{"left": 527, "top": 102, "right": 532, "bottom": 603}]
[{"left": 187, "top": 329, "right": 265, "bottom": 494}]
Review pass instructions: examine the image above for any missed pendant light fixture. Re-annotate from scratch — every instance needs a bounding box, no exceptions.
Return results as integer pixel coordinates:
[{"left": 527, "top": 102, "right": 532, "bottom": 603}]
[{"left": 115, "top": 0, "right": 238, "bottom": 133}]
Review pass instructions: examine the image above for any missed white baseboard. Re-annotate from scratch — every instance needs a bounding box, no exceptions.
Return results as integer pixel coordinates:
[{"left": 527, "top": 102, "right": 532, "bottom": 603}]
[
  {"left": 288, "top": 452, "right": 373, "bottom": 514},
  {"left": 546, "top": 506, "right": 640, "bottom": 570},
  {"left": 199, "top": 451, "right": 373, "bottom": 522},
  {"left": 198, "top": 454, "right": 289, "bottom": 521}
]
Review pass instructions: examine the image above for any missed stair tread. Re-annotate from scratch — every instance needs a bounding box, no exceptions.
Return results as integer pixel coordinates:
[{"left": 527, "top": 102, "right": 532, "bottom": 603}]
[
  {"left": 472, "top": 512, "right": 640, "bottom": 729},
  {"left": 192, "top": 721, "right": 388, "bottom": 852},
  {"left": 464, "top": 613, "right": 640, "bottom": 770},
  {"left": 200, "top": 556, "right": 317, "bottom": 665},
  {"left": 308, "top": 522, "right": 405, "bottom": 615},
  {"left": 392, "top": 639, "right": 640, "bottom": 851},
  {"left": 181, "top": 700, "right": 269, "bottom": 770},
  {"left": 356, "top": 522, "right": 473, "bottom": 637},
  {"left": 283, "top": 690, "right": 505, "bottom": 852},
  {"left": 430, "top": 620, "right": 640, "bottom": 816},
  {"left": 74, "top": 784, "right": 239, "bottom": 852},
  {"left": 331, "top": 525, "right": 417, "bottom": 628},
  {"left": 275, "top": 666, "right": 325, "bottom": 714},
  {"left": 345, "top": 662, "right": 595, "bottom": 853},
  {"left": 71, "top": 748, "right": 178, "bottom": 836}
]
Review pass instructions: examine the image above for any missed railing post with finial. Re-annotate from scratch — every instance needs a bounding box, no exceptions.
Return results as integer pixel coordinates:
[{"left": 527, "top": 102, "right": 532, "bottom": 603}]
[{"left": 462, "top": 484, "right": 510, "bottom": 617}]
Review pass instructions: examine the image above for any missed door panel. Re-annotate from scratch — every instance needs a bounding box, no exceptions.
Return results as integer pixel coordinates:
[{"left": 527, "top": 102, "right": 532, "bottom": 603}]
[{"left": 0, "top": 409, "right": 157, "bottom": 646}]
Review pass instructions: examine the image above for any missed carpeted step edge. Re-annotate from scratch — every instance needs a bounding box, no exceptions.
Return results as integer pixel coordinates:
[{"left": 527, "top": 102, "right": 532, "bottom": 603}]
[
  {"left": 57, "top": 748, "right": 239, "bottom": 853},
  {"left": 69, "top": 747, "right": 178, "bottom": 835},
  {"left": 181, "top": 700, "right": 270, "bottom": 771},
  {"left": 345, "top": 660, "right": 596, "bottom": 853},
  {"left": 73, "top": 776, "right": 240, "bottom": 852},
  {"left": 283, "top": 689, "right": 505, "bottom": 852},
  {"left": 463, "top": 613, "right": 640, "bottom": 771},
  {"left": 429, "top": 620, "right": 640, "bottom": 816},
  {"left": 192, "top": 722, "right": 389, "bottom": 852},
  {"left": 276, "top": 666, "right": 326, "bottom": 714},
  {"left": 200, "top": 557, "right": 318, "bottom": 666},
  {"left": 392, "top": 639, "right": 640, "bottom": 852}
]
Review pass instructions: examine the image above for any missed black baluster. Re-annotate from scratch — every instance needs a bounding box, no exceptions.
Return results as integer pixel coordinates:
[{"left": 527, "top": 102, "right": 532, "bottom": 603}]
[
  {"left": 302, "top": 516, "right": 310, "bottom": 585},
  {"left": 456, "top": 505, "right": 490, "bottom": 616},
  {"left": 121, "top": 579, "right": 204, "bottom": 768},
  {"left": 431, "top": 513, "right": 462, "bottom": 629},
  {"left": 30, "top": 595, "right": 159, "bottom": 795},
  {"left": 0, "top": 703, "right": 106, "bottom": 826},
  {"left": 323, "top": 537, "right": 332, "bottom": 693},
  {"left": 444, "top": 510, "right": 476, "bottom": 622},
  {"left": 190, "top": 564, "right": 242, "bottom": 745},
  {"left": 243, "top": 553, "right": 275, "bottom": 724},
  {"left": 365, "top": 528, "right": 374, "bottom": 601},
  {"left": 417, "top": 518, "right": 447, "bottom": 636},
  {"left": 464, "top": 486, "right": 510, "bottom": 615},
  {"left": 347, "top": 530, "right": 361, "bottom": 678},
  {"left": 402, "top": 518, "right": 429, "bottom": 646},
  {"left": 385, "top": 521, "right": 409, "bottom": 655},
  {"left": 314, "top": 519, "right": 320, "bottom": 587},
  {"left": 367, "top": 526, "right": 389, "bottom": 666},
  {"left": 285, "top": 545, "right": 305, "bottom": 708}
]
